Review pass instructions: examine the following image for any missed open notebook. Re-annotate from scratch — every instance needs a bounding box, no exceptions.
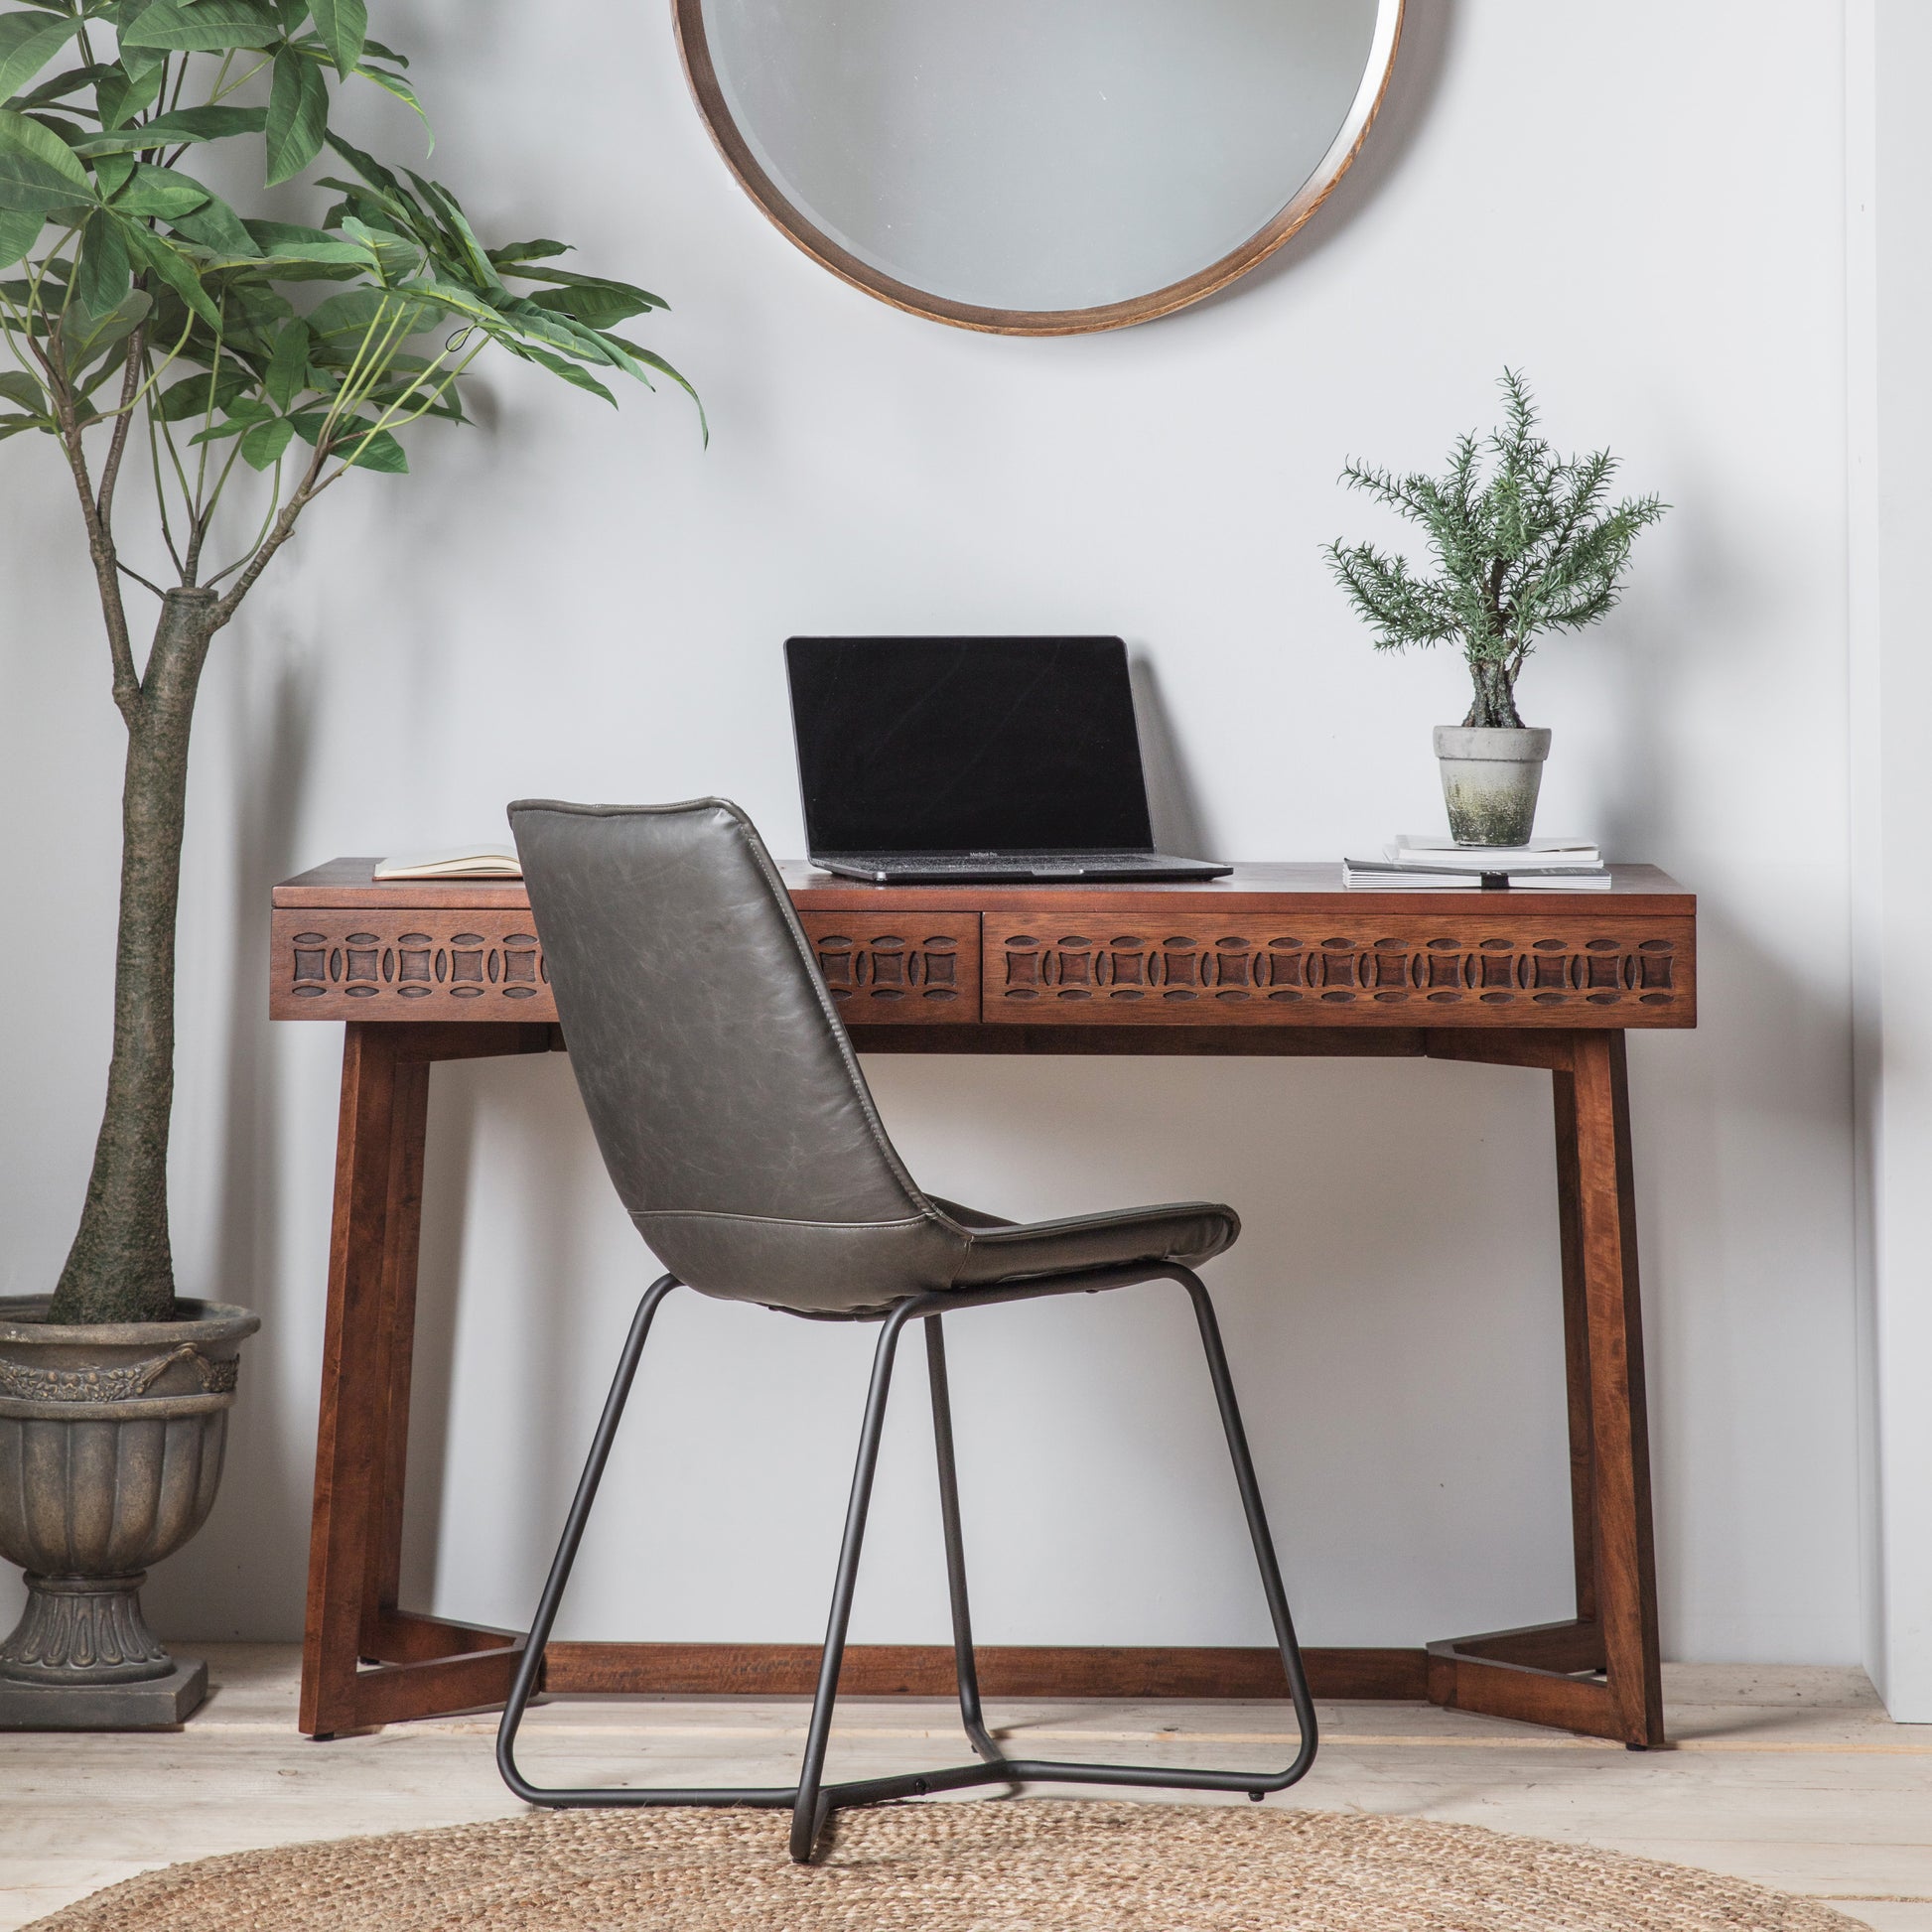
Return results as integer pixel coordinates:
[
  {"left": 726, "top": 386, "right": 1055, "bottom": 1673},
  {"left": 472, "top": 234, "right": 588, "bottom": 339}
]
[{"left": 373, "top": 844, "right": 522, "bottom": 881}]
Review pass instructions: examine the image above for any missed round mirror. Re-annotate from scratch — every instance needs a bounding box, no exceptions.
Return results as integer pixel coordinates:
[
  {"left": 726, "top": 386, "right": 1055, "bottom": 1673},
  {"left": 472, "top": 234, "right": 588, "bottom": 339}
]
[{"left": 675, "top": 0, "right": 1403, "bottom": 336}]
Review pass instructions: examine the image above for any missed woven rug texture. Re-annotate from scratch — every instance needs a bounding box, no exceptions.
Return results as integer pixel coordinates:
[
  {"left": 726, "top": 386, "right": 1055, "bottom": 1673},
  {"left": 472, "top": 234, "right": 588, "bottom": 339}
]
[{"left": 26, "top": 1800, "right": 1867, "bottom": 1931}]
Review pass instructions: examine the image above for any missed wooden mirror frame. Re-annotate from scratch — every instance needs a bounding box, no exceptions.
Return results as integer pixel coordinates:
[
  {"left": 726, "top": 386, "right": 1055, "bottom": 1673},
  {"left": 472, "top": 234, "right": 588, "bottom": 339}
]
[{"left": 673, "top": 0, "right": 1406, "bottom": 337}]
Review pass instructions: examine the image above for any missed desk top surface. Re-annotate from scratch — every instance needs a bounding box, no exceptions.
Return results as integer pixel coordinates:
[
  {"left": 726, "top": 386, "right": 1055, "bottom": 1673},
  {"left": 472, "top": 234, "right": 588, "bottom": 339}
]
[{"left": 275, "top": 858, "right": 1694, "bottom": 914}]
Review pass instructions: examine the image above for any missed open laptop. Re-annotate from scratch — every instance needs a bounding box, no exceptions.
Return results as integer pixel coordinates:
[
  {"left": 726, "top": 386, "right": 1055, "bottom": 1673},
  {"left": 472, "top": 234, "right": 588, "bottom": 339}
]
[{"left": 786, "top": 635, "right": 1232, "bottom": 884}]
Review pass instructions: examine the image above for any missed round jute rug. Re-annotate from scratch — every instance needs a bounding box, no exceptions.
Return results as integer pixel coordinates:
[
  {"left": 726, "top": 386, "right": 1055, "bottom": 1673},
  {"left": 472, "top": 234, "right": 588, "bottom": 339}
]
[{"left": 26, "top": 1800, "right": 1864, "bottom": 1932}]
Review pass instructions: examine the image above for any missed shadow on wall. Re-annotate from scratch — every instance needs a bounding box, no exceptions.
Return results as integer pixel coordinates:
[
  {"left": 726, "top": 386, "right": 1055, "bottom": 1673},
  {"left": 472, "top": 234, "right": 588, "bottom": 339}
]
[{"left": 1129, "top": 650, "right": 1218, "bottom": 860}]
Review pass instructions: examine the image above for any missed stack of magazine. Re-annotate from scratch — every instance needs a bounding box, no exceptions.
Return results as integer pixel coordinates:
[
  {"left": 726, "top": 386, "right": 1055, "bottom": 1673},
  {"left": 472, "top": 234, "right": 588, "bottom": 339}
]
[{"left": 1342, "top": 835, "right": 1610, "bottom": 891}]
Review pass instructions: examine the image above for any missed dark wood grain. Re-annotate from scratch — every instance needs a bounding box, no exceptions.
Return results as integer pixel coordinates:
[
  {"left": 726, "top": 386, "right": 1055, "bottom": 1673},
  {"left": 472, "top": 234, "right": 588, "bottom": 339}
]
[
  {"left": 299, "top": 1021, "right": 554, "bottom": 1737},
  {"left": 1553, "top": 1069, "right": 1599, "bottom": 1626},
  {"left": 540, "top": 1642, "right": 1428, "bottom": 1702},
  {"left": 846, "top": 1024, "right": 1434, "bottom": 1057},
  {"left": 982, "top": 912, "right": 1691, "bottom": 1029},
  {"left": 300, "top": 1022, "right": 400, "bottom": 1738},
  {"left": 1577, "top": 1033, "right": 1665, "bottom": 1745}
]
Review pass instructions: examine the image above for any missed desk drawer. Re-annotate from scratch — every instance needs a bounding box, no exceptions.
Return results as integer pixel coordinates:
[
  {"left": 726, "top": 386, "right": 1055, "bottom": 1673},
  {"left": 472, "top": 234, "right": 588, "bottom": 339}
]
[
  {"left": 799, "top": 912, "right": 981, "bottom": 1023},
  {"left": 271, "top": 908, "right": 983, "bottom": 1025},
  {"left": 271, "top": 909, "right": 556, "bottom": 1021},
  {"left": 981, "top": 910, "right": 1695, "bottom": 1028}
]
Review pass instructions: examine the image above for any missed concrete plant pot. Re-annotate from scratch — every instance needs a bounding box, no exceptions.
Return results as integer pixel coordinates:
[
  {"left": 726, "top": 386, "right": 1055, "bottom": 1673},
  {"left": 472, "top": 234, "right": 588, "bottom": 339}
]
[
  {"left": 0, "top": 1297, "right": 258, "bottom": 1728},
  {"left": 1434, "top": 726, "right": 1553, "bottom": 847}
]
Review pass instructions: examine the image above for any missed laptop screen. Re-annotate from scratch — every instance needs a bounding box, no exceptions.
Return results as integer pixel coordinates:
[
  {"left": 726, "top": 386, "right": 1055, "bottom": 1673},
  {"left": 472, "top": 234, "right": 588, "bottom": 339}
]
[{"left": 786, "top": 636, "right": 1156, "bottom": 855}]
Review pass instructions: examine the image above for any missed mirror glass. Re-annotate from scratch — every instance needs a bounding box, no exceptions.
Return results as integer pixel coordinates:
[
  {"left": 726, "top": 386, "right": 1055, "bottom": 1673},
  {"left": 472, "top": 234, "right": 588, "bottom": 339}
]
[{"left": 694, "top": 0, "right": 1392, "bottom": 323}]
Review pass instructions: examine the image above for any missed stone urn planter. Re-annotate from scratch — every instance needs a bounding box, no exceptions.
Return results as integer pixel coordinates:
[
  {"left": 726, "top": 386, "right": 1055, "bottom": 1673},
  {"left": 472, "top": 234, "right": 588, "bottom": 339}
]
[
  {"left": 0, "top": 1298, "right": 258, "bottom": 1728},
  {"left": 1433, "top": 725, "right": 1553, "bottom": 848}
]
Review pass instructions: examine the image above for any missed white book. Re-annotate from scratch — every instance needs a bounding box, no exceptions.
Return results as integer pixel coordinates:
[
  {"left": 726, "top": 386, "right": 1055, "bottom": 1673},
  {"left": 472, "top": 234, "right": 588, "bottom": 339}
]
[
  {"left": 1389, "top": 835, "right": 1600, "bottom": 870},
  {"left": 1343, "top": 861, "right": 1612, "bottom": 892},
  {"left": 373, "top": 844, "right": 522, "bottom": 881}
]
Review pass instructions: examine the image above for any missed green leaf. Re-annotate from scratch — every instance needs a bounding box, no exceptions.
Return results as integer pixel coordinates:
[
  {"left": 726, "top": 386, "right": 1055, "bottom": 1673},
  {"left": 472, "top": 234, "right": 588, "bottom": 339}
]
[
  {"left": 111, "top": 162, "right": 208, "bottom": 220},
  {"left": 488, "top": 238, "right": 570, "bottom": 266},
  {"left": 501, "top": 300, "right": 623, "bottom": 369},
  {"left": 0, "top": 12, "right": 81, "bottom": 102},
  {"left": 403, "top": 275, "right": 508, "bottom": 335},
  {"left": 61, "top": 284, "right": 149, "bottom": 362},
  {"left": 0, "top": 367, "right": 45, "bottom": 411},
  {"left": 264, "top": 316, "right": 308, "bottom": 406},
  {"left": 240, "top": 412, "right": 295, "bottom": 468},
  {"left": 187, "top": 414, "right": 251, "bottom": 444},
  {"left": 74, "top": 209, "right": 132, "bottom": 316},
  {"left": 92, "top": 151, "right": 135, "bottom": 199},
  {"left": 288, "top": 405, "right": 405, "bottom": 471},
  {"left": 165, "top": 189, "right": 260, "bottom": 257},
  {"left": 404, "top": 171, "right": 501, "bottom": 291},
  {"left": 265, "top": 46, "right": 329, "bottom": 186},
  {"left": 242, "top": 217, "right": 374, "bottom": 267},
  {"left": 529, "top": 277, "right": 659, "bottom": 330},
  {"left": 506, "top": 338, "right": 615, "bottom": 406},
  {"left": 516, "top": 262, "right": 666, "bottom": 310},
  {"left": 95, "top": 61, "right": 167, "bottom": 131},
  {"left": 338, "top": 212, "right": 416, "bottom": 282},
  {"left": 0, "top": 104, "right": 93, "bottom": 214},
  {"left": 157, "top": 359, "right": 253, "bottom": 420},
  {"left": 70, "top": 104, "right": 268, "bottom": 155},
  {"left": 0, "top": 205, "right": 40, "bottom": 266},
  {"left": 310, "top": 0, "right": 364, "bottom": 78},
  {"left": 10, "top": 63, "right": 108, "bottom": 116},
  {"left": 74, "top": 106, "right": 274, "bottom": 161},
  {"left": 333, "top": 420, "right": 403, "bottom": 470},
  {"left": 321, "top": 131, "right": 405, "bottom": 193},
  {"left": 306, "top": 282, "right": 432, "bottom": 345},
  {"left": 121, "top": 220, "right": 220, "bottom": 326},
  {"left": 121, "top": 0, "right": 282, "bottom": 52}
]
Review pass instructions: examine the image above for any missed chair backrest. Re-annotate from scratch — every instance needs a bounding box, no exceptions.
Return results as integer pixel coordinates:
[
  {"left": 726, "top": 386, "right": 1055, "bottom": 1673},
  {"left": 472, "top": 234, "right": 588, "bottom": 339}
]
[{"left": 508, "top": 798, "right": 962, "bottom": 1313}]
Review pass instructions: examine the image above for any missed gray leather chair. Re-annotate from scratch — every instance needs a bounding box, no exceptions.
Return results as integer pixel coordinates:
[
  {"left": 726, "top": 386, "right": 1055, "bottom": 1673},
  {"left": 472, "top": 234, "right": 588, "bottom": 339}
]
[{"left": 496, "top": 798, "right": 1316, "bottom": 1861}]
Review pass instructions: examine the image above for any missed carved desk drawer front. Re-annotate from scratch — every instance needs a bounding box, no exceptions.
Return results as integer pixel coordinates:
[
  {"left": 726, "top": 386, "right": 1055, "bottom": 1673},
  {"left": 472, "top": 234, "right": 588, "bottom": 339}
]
[
  {"left": 272, "top": 911, "right": 557, "bottom": 1022},
  {"left": 797, "top": 913, "right": 982, "bottom": 1022},
  {"left": 982, "top": 911, "right": 1697, "bottom": 1028},
  {"left": 271, "top": 909, "right": 983, "bottom": 1025}
]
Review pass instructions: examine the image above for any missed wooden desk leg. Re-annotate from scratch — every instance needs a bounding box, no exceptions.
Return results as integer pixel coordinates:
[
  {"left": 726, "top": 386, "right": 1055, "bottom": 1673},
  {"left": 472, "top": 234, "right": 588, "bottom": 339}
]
[
  {"left": 1571, "top": 1031, "right": 1665, "bottom": 1744},
  {"left": 1423, "top": 1030, "right": 1665, "bottom": 1747},
  {"left": 300, "top": 1023, "right": 544, "bottom": 1737}
]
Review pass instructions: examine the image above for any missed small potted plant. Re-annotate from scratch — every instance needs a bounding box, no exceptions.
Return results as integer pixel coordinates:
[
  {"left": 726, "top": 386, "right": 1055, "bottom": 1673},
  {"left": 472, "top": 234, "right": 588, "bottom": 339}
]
[
  {"left": 0, "top": 0, "right": 695, "bottom": 1726},
  {"left": 1323, "top": 371, "right": 1666, "bottom": 847}
]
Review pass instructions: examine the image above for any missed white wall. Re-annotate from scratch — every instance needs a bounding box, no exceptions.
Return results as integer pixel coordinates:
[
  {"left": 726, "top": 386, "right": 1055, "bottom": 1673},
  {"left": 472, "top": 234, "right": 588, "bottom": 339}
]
[
  {"left": 0, "top": 1, "right": 1864, "bottom": 1668},
  {"left": 1849, "top": 0, "right": 1932, "bottom": 1720}
]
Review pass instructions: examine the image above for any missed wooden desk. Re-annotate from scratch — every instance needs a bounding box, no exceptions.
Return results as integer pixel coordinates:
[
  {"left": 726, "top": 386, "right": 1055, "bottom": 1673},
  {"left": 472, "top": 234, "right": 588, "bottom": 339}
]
[{"left": 272, "top": 860, "right": 1695, "bottom": 1746}]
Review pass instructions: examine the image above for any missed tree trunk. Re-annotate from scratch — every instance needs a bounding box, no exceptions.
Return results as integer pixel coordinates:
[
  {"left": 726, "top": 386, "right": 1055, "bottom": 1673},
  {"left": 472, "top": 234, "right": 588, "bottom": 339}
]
[
  {"left": 1462, "top": 656, "right": 1525, "bottom": 730},
  {"left": 46, "top": 590, "right": 218, "bottom": 1326}
]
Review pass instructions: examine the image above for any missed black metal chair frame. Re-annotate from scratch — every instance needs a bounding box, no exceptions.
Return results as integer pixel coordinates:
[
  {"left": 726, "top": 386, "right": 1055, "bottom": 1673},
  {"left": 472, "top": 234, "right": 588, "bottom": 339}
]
[{"left": 497, "top": 1259, "right": 1318, "bottom": 1863}]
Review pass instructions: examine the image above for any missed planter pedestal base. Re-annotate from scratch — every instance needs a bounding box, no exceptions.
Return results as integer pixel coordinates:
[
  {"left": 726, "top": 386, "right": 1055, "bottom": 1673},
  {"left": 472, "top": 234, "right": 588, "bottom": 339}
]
[{"left": 0, "top": 1656, "right": 206, "bottom": 1728}]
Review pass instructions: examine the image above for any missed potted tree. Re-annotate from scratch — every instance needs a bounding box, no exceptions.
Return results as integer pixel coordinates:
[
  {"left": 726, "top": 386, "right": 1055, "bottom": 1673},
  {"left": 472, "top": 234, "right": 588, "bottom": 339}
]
[
  {"left": 0, "top": 0, "right": 695, "bottom": 1726},
  {"left": 1324, "top": 370, "right": 1665, "bottom": 847}
]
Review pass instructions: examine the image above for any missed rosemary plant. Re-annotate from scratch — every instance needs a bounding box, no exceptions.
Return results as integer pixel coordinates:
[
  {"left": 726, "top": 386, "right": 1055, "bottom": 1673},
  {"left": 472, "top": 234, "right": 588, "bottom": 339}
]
[{"left": 1324, "top": 370, "right": 1665, "bottom": 729}]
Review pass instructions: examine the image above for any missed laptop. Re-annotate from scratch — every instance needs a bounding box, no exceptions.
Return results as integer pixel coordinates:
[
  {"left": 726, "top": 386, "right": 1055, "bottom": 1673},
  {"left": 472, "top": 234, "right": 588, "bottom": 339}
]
[{"left": 785, "top": 635, "right": 1233, "bottom": 884}]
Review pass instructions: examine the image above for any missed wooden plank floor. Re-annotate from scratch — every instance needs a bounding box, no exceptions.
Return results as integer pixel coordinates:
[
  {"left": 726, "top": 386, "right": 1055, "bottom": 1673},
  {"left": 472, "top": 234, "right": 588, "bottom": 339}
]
[{"left": 1, "top": 1649, "right": 1927, "bottom": 1929}]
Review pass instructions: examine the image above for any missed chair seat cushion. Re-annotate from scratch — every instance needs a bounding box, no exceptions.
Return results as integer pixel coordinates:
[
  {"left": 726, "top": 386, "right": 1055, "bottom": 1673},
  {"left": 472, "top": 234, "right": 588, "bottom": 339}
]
[{"left": 931, "top": 1196, "right": 1238, "bottom": 1286}]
